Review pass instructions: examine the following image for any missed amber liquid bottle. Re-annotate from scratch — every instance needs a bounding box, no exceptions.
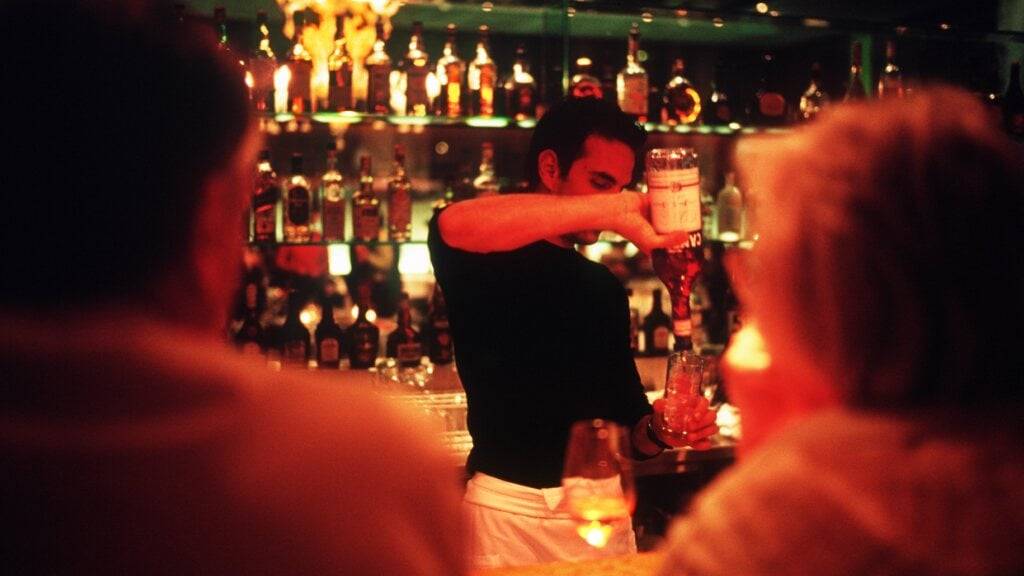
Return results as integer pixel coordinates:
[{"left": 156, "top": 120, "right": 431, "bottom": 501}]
[
  {"left": 424, "top": 284, "right": 454, "bottom": 365},
  {"left": 503, "top": 44, "right": 537, "bottom": 121},
  {"left": 435, "top": 24, "right": 465, "bottom": 117},
  {"left": 315, "top": 299, "right": 344, "bottom": 369},
  {"left": 347, "top": 284, "right": 380, "bottom": 369},
  {"left": 352, "top": 155, "right": 381, "bottom": 242},
  {"left": 387, "top": 145, "right": 413, "bottom": 242},
  {"left": 617, "top": 24, "right": 649, "bottom": 123},
  {"left": 386, "top": 293, "right": 423, "bottom": 368},
  {"left": 364, "top": 19, "right": 391, "bottom": 114},
  {"left": 402, "top": 21, "right": 431, "bottom": 116},
  {"left": 283, "top": 154, "right": 312, "bottom": 243},
  {"left": 253, "top": 150, "right": 279, "bottom": 243},
  {"left": 652, "top": 247, "right": 704, "bottom": 352},
  {"left": 321, "top": 142, "right": 346, "bottom": 242},
  {"left": 286, "top": 10, "right": 313, "bottom": 114},
  {"left": 662, "top": 57, "right": 701, "bottom": 125},
  {"left": 249, "top": 10, "right": 276, "bottom": 113},
  {"left": 327, "top": 13, "right": 354, "bottom": 112},
  {"left": 468, "top": 25, "right": 497, "bottom": 117}
]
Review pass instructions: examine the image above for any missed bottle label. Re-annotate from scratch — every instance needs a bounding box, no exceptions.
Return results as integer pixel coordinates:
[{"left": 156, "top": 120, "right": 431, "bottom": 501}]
[
  {"left": 443, "top": 65, "right": 462, "bottom": 117},
  {"left": 648, "top": 167, "right": 701, "bottom": 234},
  {"left": 367, "top": 65, "right": 391, "bottom": 114},
  {"left": 397, "top": 342, "right": 422, "bottom": 364},
  {"left": 759, "top": 92, "right": 786, "bottom": 118},
  {"left": 621, "top": 76, "right": 649, "bottom": 116},
  {"left": 322, "top": 198, "right": 345, "bottom": 241},
  {"left": 653, "top": 326, "right": 670, "bottom": 350},
  {"left": 389, "top": 189, "right": 412, "bottom": 233},
  {"left": 319, "top": 338, "right": 340, "bottom": 363},
  {"left": 354, "top": 204, "right": 381, "bottom": 241},
  {"left": 290, "top": 61, "right": 312, "bottom": 100},
  {"left": 477, "top": 68, "right": 496, "bottom": 116},
  {"left": 329, "top": 65, "right": 353, "bottom": 110},
  {"left": 406, "top": 68, "right": 430, "bottom": 114},
  {"left": 288, "top": 186, "right": 311, "bottom": 226}
]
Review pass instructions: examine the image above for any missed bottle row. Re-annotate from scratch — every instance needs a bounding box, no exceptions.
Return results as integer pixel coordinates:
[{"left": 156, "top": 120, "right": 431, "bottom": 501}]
[
  {"left": 206, "top": 6, "right": 1024, "bottom": 133},
  {"left": 233, "top": 278, "right": 453, "bottom": 373}
]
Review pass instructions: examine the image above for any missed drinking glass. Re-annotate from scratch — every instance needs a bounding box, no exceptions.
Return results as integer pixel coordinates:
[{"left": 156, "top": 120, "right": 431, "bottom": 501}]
[
  {"left": 562, "top": 419, "right": 635, "bottom": 549},
  {"left": 661, "top": 351, "right": 703, "bottom": 440}
]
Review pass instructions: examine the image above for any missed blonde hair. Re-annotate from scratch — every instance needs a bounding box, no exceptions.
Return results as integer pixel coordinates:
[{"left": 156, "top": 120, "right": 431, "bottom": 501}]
[{"left": 738, "top": 87, "right": 1024, "bottom": 409}]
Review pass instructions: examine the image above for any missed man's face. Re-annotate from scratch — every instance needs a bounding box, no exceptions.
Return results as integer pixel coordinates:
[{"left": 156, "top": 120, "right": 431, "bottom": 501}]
[{"left": 555, "top": 135, "right": 635, "bottom": 245}]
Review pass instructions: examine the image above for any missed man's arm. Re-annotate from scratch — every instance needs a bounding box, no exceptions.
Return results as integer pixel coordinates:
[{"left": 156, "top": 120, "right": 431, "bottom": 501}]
[{"left": 437, "top": 192, "right": 689, "bottom": 254}]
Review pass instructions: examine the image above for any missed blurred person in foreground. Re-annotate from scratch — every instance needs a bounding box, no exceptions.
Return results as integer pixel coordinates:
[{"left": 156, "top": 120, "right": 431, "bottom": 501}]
[
  {"left": 0, "top": 3, "right": 466, "bottom": 574},
  {"left": 659, "top": 87, "right": 1024, "bottom": 576},
  {"left": 429, "top": 97, "right": 718, "bottom": 568}
]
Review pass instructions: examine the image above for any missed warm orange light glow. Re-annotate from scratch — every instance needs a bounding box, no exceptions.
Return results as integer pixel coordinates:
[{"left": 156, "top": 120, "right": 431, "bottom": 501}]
[
  {"left": 577, "top": 521, "right": 613, "bottom": 548},
  {"left": 724, "top": 324, "right": 771, "bottom": 370},
  {"left": 274, "top": 64, "right": 292, "bottom": 113}
]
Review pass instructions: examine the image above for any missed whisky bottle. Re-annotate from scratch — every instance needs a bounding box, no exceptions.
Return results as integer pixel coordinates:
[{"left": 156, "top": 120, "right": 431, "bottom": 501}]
[
  {"left": 387, "top": 145, "right": 413, "bottom": 242},
  {"left": 472, "top": 142, "right": 499, "bottom": 197},
  {"left": 468, "top": 25, "right": 497, "bottom": 117},
  {"left": 321, "top": 142, "right": 346, "bottom": 242},
  {"left": 352, "top": 155, "right": 381, "bottom": 242},
  {"left": 503, "top": 44, "right": 537, "bottom": 121},
  {"left": 715, "top": 172, "right": 744, "bottom": 243},
  {"left": 253, "top": 150, "right": 279, "bottom": 243},
  {"left": 347, "top": 283, "right": 380, "bottom": 369},
  {"left": 750, "top": 53, "right": 788, "bottom": 126},
  {"left": 651, "top": 247, "right": 704, "bottom": 352},
  {"left": 364, "top": 19, "right": 391, "bottom": 115},
  {"left": 570, "top": 56, "right": 603, "bottom": 99},
  {"left": 702, "top": 63, "right": 732, "bottom": 126},
  {"left": 424, "top": 284, "right": 454, "bottom": 365},
  {"left": 1002, "top": 61, "right": 1024, "bottom": 137},
  {"left": 283, "top": 154, "right": 312, "bottom": 243},
  {"left": 286, "top": 10, "right": 313, "bottom": 114},
  {"left": 799, "top": 62, "right": 830, "bottom": 121},
  {"left": 234, "top": 271, "right": 265, "bottom": 357},
  {"left": 386, "top": 293, "right": 423, "bottom": 368},
  {"left": 435, "top": 24, "right": 465, "bottom": 117},
  {"left": 877, "top": 39, "right": 904, "bottom": 98},
  {"left": 327, "top": 13, "right": 354, "bottom": 112},
  {"left": 315, "top": 298, "right": 344, "bottom": 369},
  {"left": 617, "top": 24, "right": 649, "bottom": 123},
  {"left": 844, "top": 41, "right": 867, "bottom": 102},
  {"left": 662, "top": 57, "right": 701, "bottom": 125},
  {"left": 641, "top": 288, "right": 672, "bottom": 356},
  {"left": 402, "top": 21, "right": 431, "bottom": 116},
  {"left": 280, "top": 291, "right": 312, "bottom": 368},
  {"left": 249, "top": 10, "right": 276, "bottom": 113}
]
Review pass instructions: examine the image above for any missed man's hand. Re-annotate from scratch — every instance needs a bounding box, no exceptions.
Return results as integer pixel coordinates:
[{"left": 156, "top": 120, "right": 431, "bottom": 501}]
[
  {"left": 651, "top": 394, "right": 719, "bottom": 450},
  {"left": 614, "top": 192, "right": 692, "bottom": 254}
]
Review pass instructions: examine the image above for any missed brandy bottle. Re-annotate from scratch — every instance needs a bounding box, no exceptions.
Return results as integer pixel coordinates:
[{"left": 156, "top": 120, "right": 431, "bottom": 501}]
[{"left": 387, "top": 145, "right": 413, "bottom": 242}]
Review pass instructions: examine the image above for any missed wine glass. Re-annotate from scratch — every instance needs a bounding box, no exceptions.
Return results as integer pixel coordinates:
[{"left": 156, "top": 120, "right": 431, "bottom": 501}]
[
  {"left": 661, "top": 351, "right": 703, "bottom": 440},
  {"left": 562, "top": 419, "right": 635, "bottom": 549}
]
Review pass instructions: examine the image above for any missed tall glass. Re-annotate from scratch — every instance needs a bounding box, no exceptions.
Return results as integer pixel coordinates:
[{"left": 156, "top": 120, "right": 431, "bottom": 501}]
[
  {"left": 562, "top": 419, "right": 635, "bottom": 549},
  {"left": 661, "top": 351, "right": 703, "bottom": 440}
]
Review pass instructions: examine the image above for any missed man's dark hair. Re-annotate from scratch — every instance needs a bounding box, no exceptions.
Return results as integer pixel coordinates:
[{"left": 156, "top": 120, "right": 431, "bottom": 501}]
[
  {"left": 0, "top": 1, "right": 251, "bottom": 308},
  {"left": 524, "top": 97, "right": 646, "bottom": 188}
]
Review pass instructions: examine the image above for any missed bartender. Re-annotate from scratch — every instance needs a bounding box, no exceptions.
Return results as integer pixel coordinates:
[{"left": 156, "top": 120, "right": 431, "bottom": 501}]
[{"left": 428, "top": 97, "right": 719, "bottom": 568}]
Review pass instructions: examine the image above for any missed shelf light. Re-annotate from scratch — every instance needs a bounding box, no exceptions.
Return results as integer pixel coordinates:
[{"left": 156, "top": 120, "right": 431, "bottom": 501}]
[
  {"left": 515, "top": 119, "right": 537, "bottom": 129},
  {"left": 312, "top": 111, "right": 362, "bottom": 124},
  {"left": 465, "top": 117, "right": 510, "bottom": 128},
  {"left": 388, "top": 115, "right": 432, "bottom": 126},
  {"left": 328, "top": 243, "right": 352, "bottom": 276},
  {"left": 398, "top": 243, "right": 433, "bottom": 275},
  {"left": 755, "top": 3, "right": 769, "bottom": 14}
]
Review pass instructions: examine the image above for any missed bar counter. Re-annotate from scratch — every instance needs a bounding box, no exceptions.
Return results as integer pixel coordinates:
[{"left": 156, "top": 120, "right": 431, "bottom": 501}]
[{"left": 478, "top": 551, "right": 666, "bottom": 576}]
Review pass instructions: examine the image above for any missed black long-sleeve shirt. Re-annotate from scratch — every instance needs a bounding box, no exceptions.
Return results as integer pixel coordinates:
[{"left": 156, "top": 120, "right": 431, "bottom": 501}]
[{"left": 428, "top": 211, "right": 652, "bottom": 488}]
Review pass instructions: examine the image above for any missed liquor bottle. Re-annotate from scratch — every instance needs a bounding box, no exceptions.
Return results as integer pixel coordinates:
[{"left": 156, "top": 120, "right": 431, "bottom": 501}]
[
  {"left": 249, "top": 10, "right": 276, "bottom": 113},
  {"left": 570, "top": 56, "right": 603, "bottom": 99},
  {"left": 283, "top": 154, "right": 312, "bottom": 243},
  {"left": 352, "top": 155, "right": 381, "bottom": 242},
  {"left": 799, "top": 62, "right": 830, "bottom": 121},
  {"left": 435, "top": 24, "right": 465, "bottom": 118},
  {"left": 626, "top": 288, "right": 640, "bottom": 356},
  {"left": 387, "top": 145, "right": 413, "bottom": 242},
  {"left": 844, "top": 41, "right": 867, "bottom": 102},
  {"left": 749, "top": 52, "right": 788, "bottom": 126},
  {"left": 315, "top": 298, "right": 344, "bottom": 369},
  {"left": 702, "top": 63, "right": 733, "bottom": 126},
  {"left": 401, "top": 21, "right": 431, "bottom": 116},
  {"left": 424, "top": 284, "right": 454, "bottom": 365},
  {"left": 877, "top": 39, "right": 904, "bottom": 99},
  {"left": 327, "top": 13, "right": 354, "bottom": 112},
  {"left": 214, "top": 7, "right": 230, "bottom": 51},
  {"left": 234, "top": 271, "right": 265, "bottom": 357},
  {"left": 253, "top": 150, "right": 279, "bottom": 243},
  {"left": 503, "top": 44, "right": 537, "bottom": 121},
  {"left": 652, "top": 246, "right": 704, "bottom": 352},
  {"left": 641, "top": 288, "right": 672, "bottom": 356},
  {"left": 662, "top": 57, "right": 701, "bottom": 126},
  {"left": 468, "top": 25, "right": 497, "bottom": 117},
  {"left": 617, "top": 24, "right": 649, "bottom": 123},
  {"left": 321, "top": 142, "right": 346, "bottom": 242},
  {"left": 386, "top": 293, "right": 423, "bottom": 368},
  {"left": 364, "top": 19, "right": 391, "bottom": 115},
  {"left": 286, "top": 10, "right": 313, "bottom": 114},
  {"left": 347, "top": 283, "right": 380, "bottom": 369},
  {"left": 280, "top": 291, "right": 311, "bottom": 368},
  {"left": 715, "top": 172, "right": 744, "bottom": 243},
  {"left": 472, "top": 142, "right": 499, "bottom": 197},
  {"left": 1003, "top": 61, "right": 1024, "bottom": 138}
]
